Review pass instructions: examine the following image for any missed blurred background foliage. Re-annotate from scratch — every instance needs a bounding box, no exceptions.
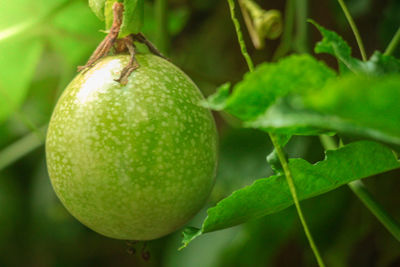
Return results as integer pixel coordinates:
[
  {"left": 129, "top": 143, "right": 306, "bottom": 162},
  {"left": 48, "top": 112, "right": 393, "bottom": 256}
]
[{"left": 0, "top": 0, "right": 400, "bottom": 266}]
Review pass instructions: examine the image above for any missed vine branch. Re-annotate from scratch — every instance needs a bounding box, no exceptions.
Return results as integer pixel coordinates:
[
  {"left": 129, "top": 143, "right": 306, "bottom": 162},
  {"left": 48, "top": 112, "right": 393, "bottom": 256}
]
[
  {"left": 384, "top": 27, "right": 400, "bottom": 56},
  {"left": 337, "top": 0, "right": 367, "bottom": 61},
  {"left": 227, "top": 0, "right": 254, "bottom": 72},
  {"left": 319, "top": 136, "right": 400, "bottom": 242},
  {"left": 226, "top": 0, "right": 325, "bottom": 266},
  {"left": 270, "top": 135, "right": 326, "bottom": 267},
  {"left": 78, "top": 2, "right": 124, "bottom": 72}
]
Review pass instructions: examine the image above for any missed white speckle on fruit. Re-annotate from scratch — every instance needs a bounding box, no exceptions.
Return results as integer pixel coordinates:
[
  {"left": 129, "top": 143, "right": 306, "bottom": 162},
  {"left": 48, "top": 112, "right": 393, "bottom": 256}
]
[{"left": 46, "top": 54, "right": 218, "bottom": 241}]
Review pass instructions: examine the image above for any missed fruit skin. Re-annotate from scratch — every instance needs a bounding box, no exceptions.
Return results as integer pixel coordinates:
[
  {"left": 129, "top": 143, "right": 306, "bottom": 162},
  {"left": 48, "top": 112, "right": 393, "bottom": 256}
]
[{"left": 46, "top": 54, "right": 218, "bottom": 240}]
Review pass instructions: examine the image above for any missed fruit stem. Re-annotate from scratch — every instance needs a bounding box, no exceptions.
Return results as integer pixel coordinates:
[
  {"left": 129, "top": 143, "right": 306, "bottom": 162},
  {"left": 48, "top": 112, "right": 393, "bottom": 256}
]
[
  {"left": 132, "top": 33, "right": 168, "bottom": 60},
  {"left": 78, "top": 2, "right": 124, "bottom": 72},
  {"left": 115, "top": 35, "right": 139, "bottom": 85}
]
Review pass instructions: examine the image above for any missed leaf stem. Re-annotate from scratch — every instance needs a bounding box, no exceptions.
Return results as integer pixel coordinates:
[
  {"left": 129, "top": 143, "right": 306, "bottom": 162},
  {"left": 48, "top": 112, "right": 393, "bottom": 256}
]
[
  {"left": 348, "top": 180, "right": 400, "bottom": 241},
  {"left": 337, "top": 0, "right": 367, "bottom": 61},
  {"left": 14, "top": 111, "right": 46, "bottom": 140},
  {"left": 227, "top": 0, "right": 324, "bottom": 265},
  {"left": 270, "top": 135, "right": 326, "bottom": 267},
  {"left": 384, "top": 27, "right": 400, "bottom": 56},
  {"left": 0, "top": 126, "right": 47, "bottom": 171},
  {"left": 227, "top": 0, "right": 255, "bottom": 72},
  {"left": 319, "top": 136, "right": 400, "bottom": 242}
]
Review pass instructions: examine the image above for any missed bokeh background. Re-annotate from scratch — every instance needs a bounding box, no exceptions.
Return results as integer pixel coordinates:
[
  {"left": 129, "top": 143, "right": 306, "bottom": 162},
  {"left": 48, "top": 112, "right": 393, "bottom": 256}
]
[{"left": 1, "top": 0, "right": 400, "bottom": 266}]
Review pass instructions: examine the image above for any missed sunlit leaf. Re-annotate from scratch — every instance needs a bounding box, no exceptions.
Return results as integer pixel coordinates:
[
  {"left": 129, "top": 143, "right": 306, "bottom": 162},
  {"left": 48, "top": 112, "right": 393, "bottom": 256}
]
[
  {"left": 0, "top": 0, "right": 67, "bottom": 32},
  {"left": 49, "top": 1, "right": 103, "bottom": 68},
  {"left": 88, "top": 0, "right": 106, "bottom": 20},
  {"left": 0, "top": 38, "right": 43, "bottom": 123},
  {"left": 0, "top": 0, "right": 77, "bottom": 123}
]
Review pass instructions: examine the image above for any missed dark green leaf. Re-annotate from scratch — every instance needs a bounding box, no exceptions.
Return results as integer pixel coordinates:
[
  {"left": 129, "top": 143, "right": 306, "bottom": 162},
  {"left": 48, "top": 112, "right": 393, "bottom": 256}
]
[
  {"left": 182, "top": 141, "right": 400, "bottom": 246},
  {"left": 266, "top": 149, "right": 283, "bottom": 174},
  {"left": 310, "top": 21, "right": 400, "bottom": 75},
  {"left": 309, "top": 20, "right": 364, "bottom": 74}
]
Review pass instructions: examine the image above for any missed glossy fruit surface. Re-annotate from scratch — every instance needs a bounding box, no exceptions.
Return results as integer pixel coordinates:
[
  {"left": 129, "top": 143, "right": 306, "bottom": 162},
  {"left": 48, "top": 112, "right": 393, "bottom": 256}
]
[{"left": 46, "top": 54, "right": 218, "bottom": 240}]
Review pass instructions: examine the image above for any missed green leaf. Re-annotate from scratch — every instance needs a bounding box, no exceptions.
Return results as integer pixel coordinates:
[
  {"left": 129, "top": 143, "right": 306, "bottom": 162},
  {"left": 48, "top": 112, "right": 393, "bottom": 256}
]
[
  {"left": 89, "top": 0, "right": 106, "bottom": 20},
  {"left": 104, "top": 0, "right": 117, "bottom": 30},
  {"left": 246, "top": 100, "right": 329, "bottom": 136},
  {"left": 266, "top": 149, "right": 283, "bottom": 174},
  {"left": 49, "top": 1, "right": 103, "bottom": 67},
  {"left": 361, "top": 51, "right": 400, "bottom": 75},
  {"left": 221, "top": 54, "right": 336, "bottom": 121},
  {"left": 182, "top": 141, "right": 400, "bottom": 246},
  {"left": 309, "top": 19, "right": 364, "bottom": 74},
  {"left": 310, "top": 21, "right": 400, "bottom": 75},
  {"left": 304, "top": 74, "right": 400, "bottom": 145},
  {"left": 180, "top": 227, "right": 202, "bottom": 250},
  {"left": 200, "top": 83, "right": 231, "bottom": 110},
  {"left": 0, "top": 0, "right": 77, "bottom": 123},
  {"left": 0, "top": 38, "right": 43, "bottom": 123},
  {"left": 247, "top": 99, "right": 400, "bottom": 146},
  {"left": 0, "top": 0, "right": 67, "bottom": 33},
  {"left": 120, "top": 0, "right": 144, "bottom": 37}
]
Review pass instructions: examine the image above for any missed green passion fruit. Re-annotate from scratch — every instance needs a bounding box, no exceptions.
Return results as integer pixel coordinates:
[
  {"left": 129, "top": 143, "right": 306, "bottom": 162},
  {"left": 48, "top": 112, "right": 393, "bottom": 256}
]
[{"left": 46, "top": 54, "right": 218, "bottom": 240}]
